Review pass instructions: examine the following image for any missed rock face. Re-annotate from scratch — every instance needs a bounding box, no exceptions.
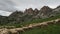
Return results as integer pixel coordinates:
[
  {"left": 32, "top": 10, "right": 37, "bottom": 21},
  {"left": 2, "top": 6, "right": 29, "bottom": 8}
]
[
  {"left": 24, "top": 8, "right": 34, "bottom": 15},
  {"left": 8, "top": 11, "right": 23, "bottom": 23},
  {"left": 24, "top": 8, "right": 39, "bottom": 15},
  {"left": 40, "top": 6, "right": 52, "bottom": 15},
  {"left": 0, "top": 15, "right": 8, "bottom": 25},
  {"left": 51, "top": 5, "right": 60, "bottom": 16},
  {"left": 23, "top": 8, "right": 39, "bottom": 22},
  {"left": 37, "top": 6, "right": 53, "bottom": 18},
  {"left": 34, "top": 8, "right": 39, "bottom": 15},
  {"left": 0, "top": 5, "right": 60, "bottom": 24}
]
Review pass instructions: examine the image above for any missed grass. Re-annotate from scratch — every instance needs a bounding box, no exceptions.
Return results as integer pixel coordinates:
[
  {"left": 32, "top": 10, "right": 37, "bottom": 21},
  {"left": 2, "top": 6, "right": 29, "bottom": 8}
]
[
  {"left": 0, "top": 14, "right": 60, "bottom": 28},
  {"left": 21, "top": 23, "right": 60, "bottom": 34},
  {"left": 3, "top": 15, "right": 60, "bottom": 28},
  {"left": 0, "top": 15, "right": 60, "bottom": 34}
]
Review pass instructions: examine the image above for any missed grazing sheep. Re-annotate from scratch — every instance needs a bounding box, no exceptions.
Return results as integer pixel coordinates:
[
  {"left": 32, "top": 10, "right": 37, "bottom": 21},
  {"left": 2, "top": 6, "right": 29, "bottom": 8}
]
[
  {"left": 55, "top": 19, "right": 60, "bottom": 24},
  {"left": 28, "top": 24, "right": 33, "bottom": 29},
  {"left": 32, "top": 24, "right": 38, "bottom": 27},
  {"left": 40, "top": 23, "right": 48, "bottom": 28},
  {"left": 0, "top": 19, "right": 60, "bottom": 34},
  {"left": 54, "top": 19, "right": 59, "bottom": 23},
  {"left": 9, "top": 29, "right": 18, "bottom": 34},
  {"left": 22, "top": 27, "right": 29, "bottom": 30},
  {"left": 47, "top": 20, "right": 55, "bottom": 25},
  {"left": 0, "top": 29, "right": 3, "bottom": 32},
  {"left": 0, "top": 28, "right": 9, "bottom": 34},
  {"left": 15, "top": 28, "right": 24, "bottom": 32}
]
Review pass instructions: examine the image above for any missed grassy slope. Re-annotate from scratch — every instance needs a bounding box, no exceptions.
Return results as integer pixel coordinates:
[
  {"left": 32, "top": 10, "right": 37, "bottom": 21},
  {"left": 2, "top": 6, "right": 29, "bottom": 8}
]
[
  {"left": 5, "top": 15, "right": 60, "bottom": 28},
  {"left": 21, "top": 15, "right": 60, "bottom": 34},
  {"left": 0, "top": 15, "right": 60, "bottom": 34},
  {"left": 21, "top": 23, "right": 60, "bottom": 34}
]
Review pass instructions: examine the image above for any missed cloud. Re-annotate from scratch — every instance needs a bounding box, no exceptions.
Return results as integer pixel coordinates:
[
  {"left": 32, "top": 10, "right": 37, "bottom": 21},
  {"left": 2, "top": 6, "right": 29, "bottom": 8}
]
[
  {"left": 0, "top": 10, "right": 12, "bottom": 16},
  {"left": 0, "top": 0, "right": 60, "bottom": 11},
  {"left": 11, "top": 0, "right": 60, "bottom": 10},
  {"left": 0, "top": 0, "right": 60, "bottom": 16},
  {"left": 0, "top": 0, "right": 16, "bottom": 11}
]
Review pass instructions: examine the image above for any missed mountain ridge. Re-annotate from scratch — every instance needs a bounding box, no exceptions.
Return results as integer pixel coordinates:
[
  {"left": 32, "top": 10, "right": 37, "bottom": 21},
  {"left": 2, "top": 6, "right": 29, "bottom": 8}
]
[{"left": 0, "top": 5, "right": 60, "bottom": 25}]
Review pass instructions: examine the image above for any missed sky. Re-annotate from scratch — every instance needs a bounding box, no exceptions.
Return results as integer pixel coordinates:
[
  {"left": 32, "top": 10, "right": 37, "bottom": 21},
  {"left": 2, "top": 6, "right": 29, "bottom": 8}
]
[
  {"left": 0, "top": 0, "right": 60, "bottom": 16},
  {"left": 12, "top": 0, "right": 60, "bottom": 10}
]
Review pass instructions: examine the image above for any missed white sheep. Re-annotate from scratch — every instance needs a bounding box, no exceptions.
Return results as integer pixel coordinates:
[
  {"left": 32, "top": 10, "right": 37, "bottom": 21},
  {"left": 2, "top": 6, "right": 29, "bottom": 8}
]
[
  {"left": 0, "top": 28, "right": 9, "bottom": 34},
  {"left": 15, "top": 28, "right": 24, "bottom": 32},
  {"left": 9, "top": 29, "right": 18, "bottom": 34}
]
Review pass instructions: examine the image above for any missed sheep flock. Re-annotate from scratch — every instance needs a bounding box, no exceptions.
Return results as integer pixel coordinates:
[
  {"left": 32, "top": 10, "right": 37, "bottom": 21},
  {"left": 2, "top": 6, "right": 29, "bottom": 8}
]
[{"left": 0, "top": 19, "right": 60, "bottom": 34}]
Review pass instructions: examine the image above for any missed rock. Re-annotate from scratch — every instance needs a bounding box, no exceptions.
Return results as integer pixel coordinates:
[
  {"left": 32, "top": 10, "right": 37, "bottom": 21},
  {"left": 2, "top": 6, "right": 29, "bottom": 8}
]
[
  {"left": 8, "top": 11, "right": 23, "bottom": 23},
  {"left": 24, "top": 8, "right": 34, "bottom": 15},
  {"left": 33, "top": 8, "right": 39, "bottom": 15},
  {"left": 37, "top": 6, "right": 53, "bottom": 18}
]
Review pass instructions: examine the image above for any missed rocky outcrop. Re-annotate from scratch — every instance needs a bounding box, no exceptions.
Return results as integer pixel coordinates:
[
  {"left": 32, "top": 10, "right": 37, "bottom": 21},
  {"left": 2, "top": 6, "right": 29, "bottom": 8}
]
[
  {"left": 23, "top": 8, "right": 39, "bottom": 22},
  {"left": 8, "top": 11, "right": 23, "bottom": 23},
  {"left": 24, "top": 8, "right": 34, "bottom": 15},
  {"left": 0, "top": 16, "right": 8, "bottom": 25},
  {"left": 37, "top": 6, "right": 53, "bottom": 18},
  {"left": 51, "top": 5, "right": 60, "bottom": 16},
  {"left": 33, "top": 8, "right": 39, "bottom": 15}
]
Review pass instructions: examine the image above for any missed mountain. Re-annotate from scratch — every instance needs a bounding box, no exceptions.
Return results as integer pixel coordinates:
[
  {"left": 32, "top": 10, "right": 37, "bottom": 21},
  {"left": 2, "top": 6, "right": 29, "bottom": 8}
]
[
  {"left": 8, "top": 11, "right": 23, "bottom": 23},
  {"left": 51, "top": 5, "right": 60, "bottom": 16},
  {"left": 36, "top": 6, "right": 53, "bottom": 18},
  {"left": 24, "top": 8, "right": 34, "bottom": 15},
  {"left": 0, "top": 5, "right": 60, "bottom": 25},
  {"left": 0, "top": 15, "right": 8, "bottom": 25}
]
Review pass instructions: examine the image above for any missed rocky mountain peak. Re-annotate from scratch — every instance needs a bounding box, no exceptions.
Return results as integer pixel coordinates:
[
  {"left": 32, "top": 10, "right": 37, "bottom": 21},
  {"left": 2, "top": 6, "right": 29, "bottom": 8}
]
[
  {"left": 40, "top": 6, "right": 52, "bottom": 12},
  {"left": 24, "top": 8, "right": 34, "bottom": 15},
  {"left": 56, "top": 5, "right": 60, "bottom": 8},
  {"left": 37, "top": 6, "right": 53, "bottom": 18},
  {"left": 40, "top": 6, "right": 52, "bottom": 14},
  {"left": 34, "top": 8, "right": 39, "bottom": 15},
  {"left": 27, "top": 8, "right": 33, "bottom": 13},
  {"left": 34, "top": 8, "right": 39, "bottom": 12},
  {"left": 9, "top": 11, "right": 23, "bottom": 17}
]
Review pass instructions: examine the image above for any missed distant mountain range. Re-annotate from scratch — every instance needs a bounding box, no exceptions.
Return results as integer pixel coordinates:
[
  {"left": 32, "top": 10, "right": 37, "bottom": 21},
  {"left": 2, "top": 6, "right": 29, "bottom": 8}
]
[{"left": 0, "top": 5, "right": 60, "bottom": 25}]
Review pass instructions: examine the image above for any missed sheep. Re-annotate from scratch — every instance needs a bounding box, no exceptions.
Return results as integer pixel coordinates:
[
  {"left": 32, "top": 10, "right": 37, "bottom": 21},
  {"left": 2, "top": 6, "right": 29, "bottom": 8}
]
[
  {"left": 9, "top": 29, "right": 18, "bottom": 34},
  {"left": 55, "top": 19, "right": 60, "bottom": 22},
  {"left": 22, "top": 26, "right": 29, "bottom": 30},
  {"left": 15, "top": 28, "right": 24, "bottom": 32},
  {"left": 46, "top": 20, "right": 55, "bottom": 25},
  {"left": 39, "top": 22, "right": 48, "bottom": 28},
  {"left": 0, "top": 29, "right": 3, "bottom": 32},
  {"left": 32, "top": 23, "right": 41, "bottom": 27},
  {"left": 0, "top": 28, "right": 9, "bottom": 34},
  {"left": 28, "top": 24, "right": 34, "bottom": 29},
  {"left": 0, "top": 30, "right": 9, "bottom": 34},
  {"left": 55, "top": 19, "right": 60, "bottom": 24}
]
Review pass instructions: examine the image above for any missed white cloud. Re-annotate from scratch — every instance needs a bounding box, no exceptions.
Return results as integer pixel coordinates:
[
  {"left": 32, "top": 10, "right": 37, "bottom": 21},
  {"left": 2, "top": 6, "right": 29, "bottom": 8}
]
[
  {"left": 0, "top": 0, "right": 60, "bottom": 16},
  {"left": 0, "top": 0, "right": 16, "bottom": 11},
  {"left": 11, "top": 0, "right": 60, "bottom": 10},
  {"left": 0, "top": 10, "right": 12, "bottom": 16}
]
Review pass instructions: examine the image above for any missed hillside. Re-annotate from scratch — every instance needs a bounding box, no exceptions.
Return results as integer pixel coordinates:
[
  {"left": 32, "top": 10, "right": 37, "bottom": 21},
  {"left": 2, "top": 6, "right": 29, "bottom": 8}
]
[
  {"left": 0, "top": 5, "right": 60, "bottom": 26},
  {"left": 0, "top": 5, "right": 60, "bottom": 34},
  {"left": 22, "top": 23, "right": 60, "bottom": 34},
  {"left": 0, "top": 18, "right": 60, "bottom": 34}
]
